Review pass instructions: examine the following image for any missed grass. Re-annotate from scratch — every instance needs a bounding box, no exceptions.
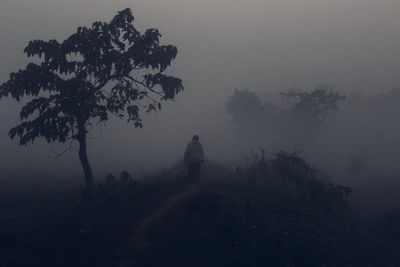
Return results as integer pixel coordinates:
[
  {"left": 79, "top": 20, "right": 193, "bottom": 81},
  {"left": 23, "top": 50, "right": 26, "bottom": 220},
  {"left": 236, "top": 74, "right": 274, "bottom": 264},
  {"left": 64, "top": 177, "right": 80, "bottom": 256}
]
[
  {"left": 0, "top": 164, "right": 190, "bottom": 267},
  {"left": 1, "top": 155, "right": 400, "bottom": 266},
  {"left": 124, "top": 154, "right": 400, "bottom": 267}
]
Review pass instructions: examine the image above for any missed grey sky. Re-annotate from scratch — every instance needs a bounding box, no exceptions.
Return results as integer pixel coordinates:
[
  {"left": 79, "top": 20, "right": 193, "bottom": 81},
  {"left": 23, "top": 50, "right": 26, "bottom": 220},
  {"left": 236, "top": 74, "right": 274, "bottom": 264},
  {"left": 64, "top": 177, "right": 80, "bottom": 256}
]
[{"left": 1, "top": 0, "right": 400, "bottom": 180}]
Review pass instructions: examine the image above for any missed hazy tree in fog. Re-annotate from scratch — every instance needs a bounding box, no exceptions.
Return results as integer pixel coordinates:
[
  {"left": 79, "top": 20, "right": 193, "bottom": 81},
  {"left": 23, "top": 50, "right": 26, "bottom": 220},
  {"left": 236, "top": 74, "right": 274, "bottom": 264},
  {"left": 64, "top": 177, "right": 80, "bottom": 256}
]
[
  {"left": 226, "top": 89, "right": 276, "bottom": 128},
  {"left": 281, "top": 87, "right": 346, "bottom": 132},
  {"left": 283, "top": 87, "right": 345, "bottom": 121},
  {"left": 226, "top": 87, "right": 345, "bottom": 147},
  {"left": 0, "top": 9, "right": 183, "bottom": 193},
  {"left": 226, "top": 89, "right": 263, "bottom": 120}
]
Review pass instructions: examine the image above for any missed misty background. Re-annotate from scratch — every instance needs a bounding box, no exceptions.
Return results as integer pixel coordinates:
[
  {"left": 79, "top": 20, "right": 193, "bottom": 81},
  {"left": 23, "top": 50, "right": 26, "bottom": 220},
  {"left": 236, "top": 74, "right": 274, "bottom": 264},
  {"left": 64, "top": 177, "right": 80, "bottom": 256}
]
[{"left": 1, "top": 0, "right": 400, "bottom": 195}]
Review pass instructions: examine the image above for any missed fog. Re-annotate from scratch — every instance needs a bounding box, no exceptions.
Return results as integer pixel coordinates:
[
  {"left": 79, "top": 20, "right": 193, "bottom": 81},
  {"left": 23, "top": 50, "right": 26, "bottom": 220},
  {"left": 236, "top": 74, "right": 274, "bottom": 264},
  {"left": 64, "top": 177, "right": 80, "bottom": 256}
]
[
  {"left": 4, "top": 2, "right": 400, "bottom": 266},
  {"left": 1, "top": 0, "right": 400, "bottom": 185}
]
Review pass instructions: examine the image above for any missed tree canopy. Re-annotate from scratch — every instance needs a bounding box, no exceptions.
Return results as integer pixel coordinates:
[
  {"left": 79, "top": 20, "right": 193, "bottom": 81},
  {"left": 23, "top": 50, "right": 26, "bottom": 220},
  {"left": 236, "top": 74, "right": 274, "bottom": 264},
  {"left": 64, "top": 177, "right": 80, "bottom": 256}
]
[
  {"left": 281, "top": 88, "right": 346, "bottom": 123},
  {"left": 0, "top": 8, "right": 183, "bottom": 192},
  {"left": 225, "top": 87, "right": 346, "bottom": 148}
]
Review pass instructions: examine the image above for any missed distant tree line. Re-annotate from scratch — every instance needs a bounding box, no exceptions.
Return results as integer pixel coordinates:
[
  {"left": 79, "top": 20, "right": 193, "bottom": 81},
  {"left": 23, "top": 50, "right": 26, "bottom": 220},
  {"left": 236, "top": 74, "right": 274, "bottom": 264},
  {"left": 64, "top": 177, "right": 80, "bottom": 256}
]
[{"left": 226, "top": 85, "right": 346, "bottom": 147}]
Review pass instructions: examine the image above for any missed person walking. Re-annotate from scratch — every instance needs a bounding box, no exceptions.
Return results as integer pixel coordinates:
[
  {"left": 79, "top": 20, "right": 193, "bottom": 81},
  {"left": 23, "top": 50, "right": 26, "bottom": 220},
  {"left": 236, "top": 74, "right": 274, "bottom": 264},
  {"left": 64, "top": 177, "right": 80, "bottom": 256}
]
[{"left": 184, "top": 135, "right": 205, "bottom": 182}]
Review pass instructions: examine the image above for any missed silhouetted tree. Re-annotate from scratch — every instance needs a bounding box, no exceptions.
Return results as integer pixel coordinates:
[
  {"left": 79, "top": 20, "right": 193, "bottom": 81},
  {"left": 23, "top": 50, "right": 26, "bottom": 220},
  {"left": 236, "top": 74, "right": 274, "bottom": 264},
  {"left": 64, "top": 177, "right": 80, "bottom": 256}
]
[
  {"left": 281, "top": 87, "right": 346, "bottom": 123},
  {"left": 0, "top": 9, "right": 183, "bottom": 193},
  {"left": 279, "top": 87, "right": 346, "bottom": 145},
  {"left": 225, "top": 86, "right": 346, "bottom": 148},
  {"left": 226, "top": 89, "right": 262, "bottom": 120},
  {"left": 226, "top": 89, "right": 276, "bottom": 126}
]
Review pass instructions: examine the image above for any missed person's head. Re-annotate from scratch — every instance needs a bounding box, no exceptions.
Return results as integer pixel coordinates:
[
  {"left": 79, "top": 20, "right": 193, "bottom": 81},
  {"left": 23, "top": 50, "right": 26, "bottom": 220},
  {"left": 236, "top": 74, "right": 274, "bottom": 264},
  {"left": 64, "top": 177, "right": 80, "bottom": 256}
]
[{"left": 192, "top": 134, "right": 199, "bottom": 141}]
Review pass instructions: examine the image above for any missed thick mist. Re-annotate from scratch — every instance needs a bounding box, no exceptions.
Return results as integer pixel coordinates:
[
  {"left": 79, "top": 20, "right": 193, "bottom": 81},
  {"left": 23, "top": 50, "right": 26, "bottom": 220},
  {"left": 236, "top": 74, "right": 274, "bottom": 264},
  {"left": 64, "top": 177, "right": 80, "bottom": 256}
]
[{"left": 1, "top": 0, "right": 400, "bottom": 186}]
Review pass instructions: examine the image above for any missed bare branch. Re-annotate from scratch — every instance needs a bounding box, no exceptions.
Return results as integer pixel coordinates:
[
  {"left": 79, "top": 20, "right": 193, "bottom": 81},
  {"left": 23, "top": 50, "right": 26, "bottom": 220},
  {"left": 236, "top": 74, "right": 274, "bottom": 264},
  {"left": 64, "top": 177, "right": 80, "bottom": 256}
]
[{"left": 49, "top": 139, "right": 74, "bottom": 159}]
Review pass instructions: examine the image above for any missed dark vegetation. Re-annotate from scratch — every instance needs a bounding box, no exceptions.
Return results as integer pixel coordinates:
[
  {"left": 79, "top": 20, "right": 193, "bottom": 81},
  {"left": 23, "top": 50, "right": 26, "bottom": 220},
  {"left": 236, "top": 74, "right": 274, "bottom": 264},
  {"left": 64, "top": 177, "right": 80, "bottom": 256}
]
[
  {"left": 1, "top": 6, "right": 400, "bottom": 267},
  {"left": 0, "top": 8, "right": 183, "bottom": 193},
  {"left": 1, "top": 155, "right": 400, "bottom": 266},
  {"left": 226, "top": 85, "right": 346, "bottom": 148},
  {"left": 130, "top": 153, "right": 400, "bottom": 267},
  {"left": 0, "top": 166, "right": 189, "bottom": 267},
  {"left": 226, "top": 86, "right": 400, "bottom": 217}
]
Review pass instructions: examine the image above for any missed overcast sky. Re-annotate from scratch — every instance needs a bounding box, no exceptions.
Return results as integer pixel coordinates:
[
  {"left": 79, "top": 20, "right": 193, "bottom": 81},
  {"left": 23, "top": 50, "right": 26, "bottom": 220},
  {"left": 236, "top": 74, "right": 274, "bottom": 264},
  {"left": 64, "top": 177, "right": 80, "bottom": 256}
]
[{"left": 1, "top": 0, "right": 400, "bottom": 180}]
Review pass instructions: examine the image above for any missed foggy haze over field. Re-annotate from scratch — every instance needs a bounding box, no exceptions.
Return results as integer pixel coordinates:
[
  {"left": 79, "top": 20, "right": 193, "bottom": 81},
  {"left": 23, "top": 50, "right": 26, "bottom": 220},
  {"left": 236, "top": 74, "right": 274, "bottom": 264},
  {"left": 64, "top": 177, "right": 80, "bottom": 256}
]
[{"left": 1, "top": 0, "right": 400, "bottom": 182}]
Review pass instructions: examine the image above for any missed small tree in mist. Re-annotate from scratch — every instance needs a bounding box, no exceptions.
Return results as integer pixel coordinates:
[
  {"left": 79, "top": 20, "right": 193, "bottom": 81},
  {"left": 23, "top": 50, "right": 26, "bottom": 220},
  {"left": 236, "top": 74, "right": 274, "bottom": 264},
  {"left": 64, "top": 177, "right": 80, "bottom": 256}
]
[
  {"left": 281, "top": 87, "right": 346, "bottom": 125},
  {"left": 226, "top": 86, "right": 345, "bottom": 147},
  {"left": 226, "top": 89, "right": 263, "bottom": 119},
  {"left": 280, "top": 88, "right": 346, "bottom": 142},
  {"left": 0, "top": 9, "right": 183, "bottom": 193},
  {"left": 226, "top": 89, "right": 276, "bottom": 127}
]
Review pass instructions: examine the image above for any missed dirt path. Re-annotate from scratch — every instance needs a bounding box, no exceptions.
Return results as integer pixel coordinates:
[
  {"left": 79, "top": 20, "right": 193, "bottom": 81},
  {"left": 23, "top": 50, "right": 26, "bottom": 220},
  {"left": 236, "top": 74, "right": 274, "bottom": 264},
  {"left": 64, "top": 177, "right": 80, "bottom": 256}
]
[{"left": 114, "top": 184, "right": 198, "bottom": 267}]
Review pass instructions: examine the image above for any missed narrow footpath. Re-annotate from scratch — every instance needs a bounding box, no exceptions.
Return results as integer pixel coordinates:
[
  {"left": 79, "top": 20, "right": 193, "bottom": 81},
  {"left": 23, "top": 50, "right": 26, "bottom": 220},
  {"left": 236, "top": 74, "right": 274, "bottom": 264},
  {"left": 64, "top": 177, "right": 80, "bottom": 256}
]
[{"left": 114, "top": 184, "right": 198, "bottom": 267}]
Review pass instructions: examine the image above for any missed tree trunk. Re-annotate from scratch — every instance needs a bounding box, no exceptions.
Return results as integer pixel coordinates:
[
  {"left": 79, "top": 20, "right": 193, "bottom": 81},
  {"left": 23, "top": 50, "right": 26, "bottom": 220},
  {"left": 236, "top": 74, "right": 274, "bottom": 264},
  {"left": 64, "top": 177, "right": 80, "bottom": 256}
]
[{"left": 77, "top": 120, "right": 94, "bottom": 194}]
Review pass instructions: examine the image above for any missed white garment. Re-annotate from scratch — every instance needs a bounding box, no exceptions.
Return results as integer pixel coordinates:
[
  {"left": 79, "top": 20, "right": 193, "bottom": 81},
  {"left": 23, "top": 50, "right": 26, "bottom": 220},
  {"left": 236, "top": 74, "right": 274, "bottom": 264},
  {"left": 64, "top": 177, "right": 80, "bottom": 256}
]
[{"left": 184, "top": 140, "right": 205, "bottom": 164}]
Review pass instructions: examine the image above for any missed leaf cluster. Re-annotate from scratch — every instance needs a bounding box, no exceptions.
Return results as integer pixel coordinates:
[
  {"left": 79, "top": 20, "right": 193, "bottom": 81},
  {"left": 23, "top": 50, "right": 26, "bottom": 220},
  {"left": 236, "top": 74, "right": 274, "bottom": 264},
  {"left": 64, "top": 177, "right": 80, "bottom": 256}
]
[
  {"left": 281, "top": 88, "right": 346, "bottom": 121},
  {"left": 0, "top": 8, "right": 183, "bottom": 145}
]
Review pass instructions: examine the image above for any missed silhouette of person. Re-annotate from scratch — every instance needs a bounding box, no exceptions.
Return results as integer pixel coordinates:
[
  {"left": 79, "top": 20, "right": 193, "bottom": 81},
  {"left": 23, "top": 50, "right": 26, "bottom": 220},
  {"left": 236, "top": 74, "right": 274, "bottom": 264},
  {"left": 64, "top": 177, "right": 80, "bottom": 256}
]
[{"left": 184, "top": 134, "right": 205, "bottom": 182}]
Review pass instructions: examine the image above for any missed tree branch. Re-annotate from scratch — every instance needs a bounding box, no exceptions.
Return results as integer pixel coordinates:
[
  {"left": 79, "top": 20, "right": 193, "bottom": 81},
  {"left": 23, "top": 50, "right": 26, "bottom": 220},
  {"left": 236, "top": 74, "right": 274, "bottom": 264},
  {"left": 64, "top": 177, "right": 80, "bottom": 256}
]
[{"left": 49, "top": 139, "right": 74, "bottom": 159}]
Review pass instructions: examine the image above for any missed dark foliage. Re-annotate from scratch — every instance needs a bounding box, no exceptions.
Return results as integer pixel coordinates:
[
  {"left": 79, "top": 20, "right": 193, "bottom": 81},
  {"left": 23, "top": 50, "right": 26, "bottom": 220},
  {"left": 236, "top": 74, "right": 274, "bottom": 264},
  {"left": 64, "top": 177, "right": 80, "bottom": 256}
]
[
  {"left": 130, "top": 153, "right": 397, "bottom": 267},
  {"left": 226, "top": 89, "right": 276, "bottom": 128},
  {"left": 225, "top": 86, "right": 346, "bottom": 147},
  {"left": 281, "top": 88, "right": 346, "bottom": 122},
  {"left": 0, "top": 8, "right": 183, "bottom": 191},
  {"left": 0, "top": 166, "right": 189, "bottom": 267}
]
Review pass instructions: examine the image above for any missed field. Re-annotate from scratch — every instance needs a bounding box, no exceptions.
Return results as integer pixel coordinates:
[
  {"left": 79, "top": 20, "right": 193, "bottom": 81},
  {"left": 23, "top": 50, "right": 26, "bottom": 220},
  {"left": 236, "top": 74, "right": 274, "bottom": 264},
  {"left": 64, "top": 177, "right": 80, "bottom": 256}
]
[{"left": 1, "top": 156, "right": 400, "bottom": 267}]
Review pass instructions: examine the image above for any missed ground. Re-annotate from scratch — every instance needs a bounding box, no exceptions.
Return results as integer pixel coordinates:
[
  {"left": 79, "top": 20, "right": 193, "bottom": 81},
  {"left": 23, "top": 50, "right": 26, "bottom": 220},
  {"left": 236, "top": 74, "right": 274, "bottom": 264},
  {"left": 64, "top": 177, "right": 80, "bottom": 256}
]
[{"left": 1, "top": 158, "right": 400, "bottom": 266}]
